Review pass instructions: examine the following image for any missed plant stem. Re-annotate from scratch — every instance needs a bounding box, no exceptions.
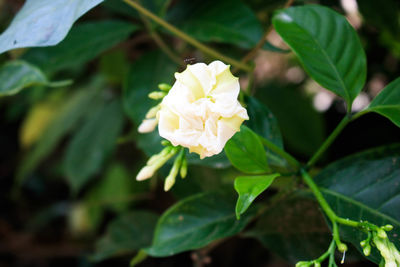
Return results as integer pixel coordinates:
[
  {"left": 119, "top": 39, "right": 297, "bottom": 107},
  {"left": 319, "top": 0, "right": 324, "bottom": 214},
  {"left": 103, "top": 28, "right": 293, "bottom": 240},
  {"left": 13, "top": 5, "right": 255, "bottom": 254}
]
[
  {"left": 315, "top": 239, "right": 336, "bottom": 263},
  {"left": 306, "top": 115, "right": 350, "bottom": 169},
  {"left": 139, "top": 13, "right": 182, "bottom": 65},
  {"left": 233, "top": 0, "right": 294, "bottom": 73},
  {"left": 123, "top": 0, "right": 253, "bottom": 72},
  {"left": 260, "top": 137, "right": 300, "bottom": 169}
]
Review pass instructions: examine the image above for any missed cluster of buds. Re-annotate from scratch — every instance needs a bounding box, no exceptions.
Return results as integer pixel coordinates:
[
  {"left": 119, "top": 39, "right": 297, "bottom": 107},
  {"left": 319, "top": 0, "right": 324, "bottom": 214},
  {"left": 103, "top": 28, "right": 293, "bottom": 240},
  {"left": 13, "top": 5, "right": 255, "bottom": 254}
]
[
  {"left": 137, "top": 83, "right": 171, "bottom": 133},
  {"left": 361, "top": 224, "right": 400, "bottom": 267},
  {"left": 136, "top": 141, "right": 187, "bottom": 191}
]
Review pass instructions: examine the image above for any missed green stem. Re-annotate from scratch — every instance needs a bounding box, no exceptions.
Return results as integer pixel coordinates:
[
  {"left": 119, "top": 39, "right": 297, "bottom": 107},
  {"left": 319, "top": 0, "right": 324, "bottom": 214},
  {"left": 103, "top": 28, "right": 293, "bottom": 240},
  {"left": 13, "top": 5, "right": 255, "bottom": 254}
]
[
  {"left": 306, "top": 115, "right": 350, "bottom": 169},
  {"left": 260, "top": 137, "right": 300, "bottom": 169},
  {"left": 123, "top": 0, "right": 252, "bottom": 72},
  {"left": 139, "top": 13, "right": 182, "bottom": 65},
  {"left": 300, "top": 169, "right": 362, "bottom": 251},
  {"left": 315, "top": 239, "right": 336, "bottom": 263}
]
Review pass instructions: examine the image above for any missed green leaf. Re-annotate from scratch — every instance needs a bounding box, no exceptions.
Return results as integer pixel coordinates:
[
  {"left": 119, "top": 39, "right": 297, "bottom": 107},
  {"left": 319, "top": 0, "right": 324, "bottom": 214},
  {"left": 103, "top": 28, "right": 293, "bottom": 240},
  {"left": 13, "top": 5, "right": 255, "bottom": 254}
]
[
  {"left": 246, "top": 96, "right": 287, "bottom": 168},
  {"left": 64, "top": 99, "right": 124, "bottom": 193},
  {"left": 0, "top": 0, "right": 103, "bottom": 54},
  {"left": 0, "top": 60, "right": 48, "bottom": 96},
  {"left": 244, "top": 193, "right": 331, "bottom": 263},
  {"left": 165, "top": 0, "right": 263, "bottom": 48},
  {"left": 234, "top": 174, "right": 279, "bottom": 219},
  {"left": 315, "top": 144, "right": 400, "bottom": 263},
  {"left": 366, "top": 77, "right": 400, "bottom": 128},
  {"left": 246, "top": 96, "right": 283, "bottom": 148},
  {"left": 145, "top": 189, "right": 257, "bottom": 257},
  {"left": 92, "top": 211, "right": 158, "bottom": 262},
  {"left": 273, "top": 5, "right": 367, "bottom": 106},
  {"left": 255, "top": 83, "right": 325, "bottom": 157},
  {"left": 225, "top": 125, "right": 270, "bottom": 174},
  {"left": 23, "top": 21, "right": 137, "bottom": 73},
  {"left": 17, "top": 84, "right": 101, "bottom": 184}
]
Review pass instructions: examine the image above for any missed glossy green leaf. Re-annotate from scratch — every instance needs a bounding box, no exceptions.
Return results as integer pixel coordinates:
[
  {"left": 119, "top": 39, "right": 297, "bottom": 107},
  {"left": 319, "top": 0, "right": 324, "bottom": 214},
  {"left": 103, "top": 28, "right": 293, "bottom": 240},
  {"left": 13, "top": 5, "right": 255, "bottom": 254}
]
[
  {"left": 165, "top": 0, "right": 263, "bottom": 48},
  {"left": 23, "top": 21, "right": 137, "bottom": 73},
  {"left": 255, "top": 83, "right": 325, "bottom": 157},
  {"left": 145, "top": 189, "right": 257, "bottom": 257},
  {"left": 316, "top": 144, "right": 400, "bottom": 263},
  {"left": 234, "top": 174, "right": 279, "bottom": 219},
  {"left": 17, "top": 85, "right": 101, "bottom": 184},
  {"left": 273, "top": 5, "right": 367, "bottom": 106},
  {"left": 225, "top": 125, "right": 270, "bottom": 174},
  {"left": 0, "top": 0, "right": 103, "bottom": 54},
  {"left": 367, "top": 77, "right": 400, "bottom": 128},
  {"left": 245, "top": 194, "right": 331, "bottom": 263},
  {"left": 92, "top": 211, "right": 158, "bottom": 262},
  {"left": 64, "top": 99, "right": 124, "bottom": 193},
  {"left": 245, "top": 96, "right": 287, "bottom": 168},
  {"left": 0, "top": 60, "right": 48, "bottom": 96},
  {"left": 246, "top": 96, "right": 283, "bottom": 148}
]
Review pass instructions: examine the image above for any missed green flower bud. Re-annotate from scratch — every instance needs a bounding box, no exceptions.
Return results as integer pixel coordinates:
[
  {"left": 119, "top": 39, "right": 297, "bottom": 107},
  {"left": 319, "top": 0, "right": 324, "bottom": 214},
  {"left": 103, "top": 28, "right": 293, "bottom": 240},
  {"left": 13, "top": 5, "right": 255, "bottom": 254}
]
[
  {"left": 161, "top": 140, "right": 171, "bottom": 146},
  {"left": 383, "top": 225, "right": 394, "bottom": 232},
  {"left": 180, "top": 155, "right": 187, "bottom": 178},
  {"left": 295, "top": 261, "right": 312, "bottom": 267},
  {"left": 338, "top": 243, "right": 348, "bottom": 252},
  {"left": 377, "top": 228, "right": 388, "bottom": 239},
  {"left": 158, "top": 83, "right": 172, "bottom": 91},
  {"left": 148, "top": 91, "right": 166, "bottom": 100},
  {"left": 363, "top": 245, "right": 371, "bottom": 256},
  {"left": 360, "top": 240, "right": 367, "bottom": 247},
  {"left": 164, "top": 154, "right": 181, "bottom": 191}
]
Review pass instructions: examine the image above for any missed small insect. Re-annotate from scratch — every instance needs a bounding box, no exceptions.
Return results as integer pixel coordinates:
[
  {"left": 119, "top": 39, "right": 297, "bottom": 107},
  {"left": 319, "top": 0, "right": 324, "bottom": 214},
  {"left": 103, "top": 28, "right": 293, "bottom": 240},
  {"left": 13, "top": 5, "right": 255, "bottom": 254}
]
[
  {"left": 184, "top": 57, "right": 196, "bottom": 65},
  {"left": 13, "top": 40, "right": 17, "bottom": 45}
]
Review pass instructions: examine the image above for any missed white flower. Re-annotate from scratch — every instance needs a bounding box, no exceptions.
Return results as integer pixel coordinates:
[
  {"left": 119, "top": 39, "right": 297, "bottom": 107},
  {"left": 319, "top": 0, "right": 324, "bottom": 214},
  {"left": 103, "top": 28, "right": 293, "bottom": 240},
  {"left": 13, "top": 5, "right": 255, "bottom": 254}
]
[{"left": 157, "top": 61, "right": 249, "bottom": 158}]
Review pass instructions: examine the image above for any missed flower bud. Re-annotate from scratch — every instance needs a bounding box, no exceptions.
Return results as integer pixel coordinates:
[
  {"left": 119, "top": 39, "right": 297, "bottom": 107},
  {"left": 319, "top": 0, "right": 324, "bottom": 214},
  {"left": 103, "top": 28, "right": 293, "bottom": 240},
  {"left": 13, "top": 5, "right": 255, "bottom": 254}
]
[
  {"left": 383, "top": 225, "right": 394, "bottom": 232},
  {"left": 148, "top": 91, "right": 166, "bottom": 100},
  {"left": 138, "top": 118, "right": 158, "bottom": 133},
  {"left": 158, "top": 83, "right": 172, "bottom": 91},
  {"left": 363, "top": 245, "right": 371, "bottom": 256},
  {"left": 180, "top": 155, "right": 187, "bottom": 178},
  {"left": 164, "top": 155, "right": 181, "bottom": 191},
  {"left": 360, "top": 240, "right": 367, "bottom": 247},
  {"left": 145, "top": 105, "right": 161, "bottom": 119},
  {"left": 295, "top": 262, "right": 309, "bottom": 267},
  {"left": 338, "top": 243, "right": 348, "bottom": 252},
  {"left": 136, "top": 146, "right": 179, "bottom": 181},
  {"left": 378, "top": 228, "right": 388, "bottom": 239},
  {"left": 161, "top": 140, "right": 171, "bottom": 146},
  {"left": 295, "top": 261, "right": 312, "bottom": 267},
  {"left": 136, "top": 165, "right": 156, "bottom": 181}
]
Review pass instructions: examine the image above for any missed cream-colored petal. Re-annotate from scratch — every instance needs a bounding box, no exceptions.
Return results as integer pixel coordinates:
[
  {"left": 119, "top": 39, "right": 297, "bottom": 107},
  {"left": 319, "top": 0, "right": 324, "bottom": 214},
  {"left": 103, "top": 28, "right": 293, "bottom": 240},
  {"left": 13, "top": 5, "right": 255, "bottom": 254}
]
[
  {"left": 208, "top": 60, "right": 230, "bottom": 76},
  {"left": 138, "top": 118, "right": 158, "bottom": 133},
  {"left": 187, "top": 63, "right": 215, "bottom": 95},
  {"left": 174, "top": 67, "right": 205, "bottom": 100}
]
